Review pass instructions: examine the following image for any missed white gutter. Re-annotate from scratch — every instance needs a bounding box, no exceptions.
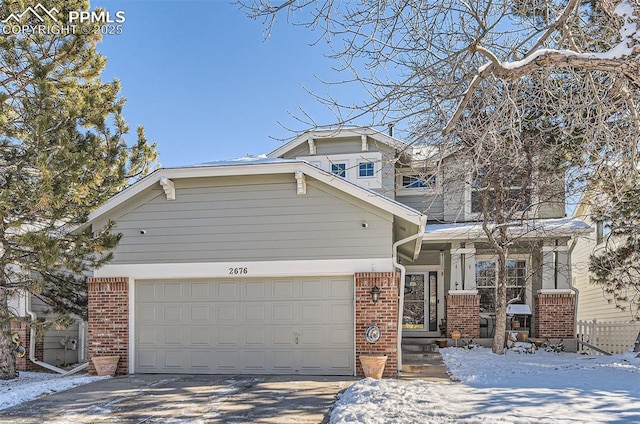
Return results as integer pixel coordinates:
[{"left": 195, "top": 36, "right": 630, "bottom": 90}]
[
  {"left": 25, "top": 294, "right": 89, "bottom": 376},
  {"left": 393, "top": 217, "right": 427, "bottom": 374}
]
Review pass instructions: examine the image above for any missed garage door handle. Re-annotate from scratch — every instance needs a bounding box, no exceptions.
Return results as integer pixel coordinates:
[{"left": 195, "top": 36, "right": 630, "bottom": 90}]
[{"left": 294, "top": 333, "right": 300, "bottom": 344}]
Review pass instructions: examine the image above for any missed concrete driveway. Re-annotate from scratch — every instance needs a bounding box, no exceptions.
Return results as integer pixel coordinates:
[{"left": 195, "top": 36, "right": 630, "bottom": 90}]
[{"left": 0, "top": 374, "right": 356, "bottom": 423}]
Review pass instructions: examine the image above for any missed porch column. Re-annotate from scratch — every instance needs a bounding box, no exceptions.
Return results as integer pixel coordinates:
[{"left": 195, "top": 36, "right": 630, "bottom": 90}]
[
  {"left": 88, "top": 277, "right": 129, "bottom": 375},
  {"left": 535, "top": 292, "right": 575, "bottom": 339},
  {"left": 446, "top": 291, "right": 480, "bottom": 338},
  {"left": 450, "top": 244, "right": 476, "bottom": 290},
  {"left": 541, "top": 241, "right": 570, "bottom": 290},
  {"left": 355, "top": 272, "right": 399, "bottom": 377}
]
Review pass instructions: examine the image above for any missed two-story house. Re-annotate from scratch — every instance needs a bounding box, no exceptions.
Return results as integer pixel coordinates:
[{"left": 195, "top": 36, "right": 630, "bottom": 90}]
[{"left": 80, "top": 127, "right": 590, "bottom": 377}]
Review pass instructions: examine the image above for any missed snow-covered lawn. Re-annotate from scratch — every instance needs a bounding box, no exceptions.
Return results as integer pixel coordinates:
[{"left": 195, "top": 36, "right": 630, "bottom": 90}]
[
  {"left": 331, "top": 348, "right": 640, "bottom": 423},
  {"left": 0, "top": 372, "right": 108, "bottom": 410}
]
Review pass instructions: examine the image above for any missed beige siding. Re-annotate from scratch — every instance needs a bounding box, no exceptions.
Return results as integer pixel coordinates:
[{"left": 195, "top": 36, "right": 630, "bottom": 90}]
[
  {"left": 396, "top": 194, "right": 444, "bottom": 218},
  {"left": 572, "top": 216, "right": 633, "bottom": 322},
  {"left": 107, "top": 174, "right": 393, "bottom": 264}
]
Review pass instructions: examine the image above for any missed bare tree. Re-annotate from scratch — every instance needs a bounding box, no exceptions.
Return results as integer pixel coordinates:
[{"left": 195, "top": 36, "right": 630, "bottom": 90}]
[{"left": 241, "top": 0, "right": 640, "bottom": 353}]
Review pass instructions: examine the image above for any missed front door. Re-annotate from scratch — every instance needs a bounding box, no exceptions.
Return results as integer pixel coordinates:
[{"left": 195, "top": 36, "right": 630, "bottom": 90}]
[{"left": 403, "top": 271, "right": 439, "bottom": 332}]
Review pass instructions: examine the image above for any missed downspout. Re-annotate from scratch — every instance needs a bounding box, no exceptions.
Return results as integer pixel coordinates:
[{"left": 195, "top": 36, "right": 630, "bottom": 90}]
[
  {"left": 26, "top": 294, "right": 89, "bottom": 376},
  {"left": 394, "top": 216, "right": 427, "bottom": 374}
]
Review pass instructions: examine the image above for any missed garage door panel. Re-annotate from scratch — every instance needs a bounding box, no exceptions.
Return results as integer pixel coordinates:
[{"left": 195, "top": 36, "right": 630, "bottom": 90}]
[
  {"left": 163, "top": 305, "right": 183, "bottom": 322},
  {"left": 329, "top": 303, "right": 352, "bottom": 322},
  {"left": 216, "top": 304, "right": 238, "bottom": 321},
  {"left": 190, "top": 327, "right": 211, "bottom": 345},
  {"left": 300, "top": 303, "right": 323, "bottom": 322},
  {"left": 137, "top": 304, "right": 157, "bottom": 322},
  {"left": 217, "top": 282, "right": 239, "bottom": 299},
  {"left": 330, "top": 279, "right": 353, "bottom": 297},
  {"left": 272, "top": 327, "right": 294, "bottom": 346},
  {"left": 136, "top": 349, "right": 158, "bottom": 369},
  {"left": 272, "top": 280, "right": 294, "bottom": 298},
  {"left": 190, "top": 350, "right": 211, "bottom": 368},
  {"left": 244, "top": 304, "right": 265, "bottom": 321},
  {"left": 272, "top": 304, "right": 294, "bottom": 321},
  {"left": 217, "top": 327, "right": 240, "bottom": 346},
  {"left": 245, "top": 281, "right": 266, "bottom": 299},
  {"left": 135, "top": 277, "right": 354, "bottom": 375},
  {"left": 272, "top": 350, "right": 295, "bottom": 371},
  {"left": 330, "top": 327, "right": 352, "bottom": 345},
  {"left": 245, "top": 327, "right": 267, "bottom": 346},
  {"left": 189, "top": 282, "right": 210, "bottom": 299},
  {"left": 301, "top": 280, "right": 324, "bottom": 299},
  {"left": 163, "top": 327, "right": 184, "bottom": 345}
]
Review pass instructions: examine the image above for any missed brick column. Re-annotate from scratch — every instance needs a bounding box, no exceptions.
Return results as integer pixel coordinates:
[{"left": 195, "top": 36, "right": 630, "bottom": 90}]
[
  {"left": 446, "top": 292, "right": 480, "bottom": 338},
  {"left": 10, "top": 320, "right": 45, "bottom": 372},
  {"left": 88, "top": 277, "right": 129, "bottom": 375},
  {"left": 355, "top": 272, "right": 399, "bottom": 377},
  {"left": 535, "top": 292, "right": 575, "bottom": 339}
]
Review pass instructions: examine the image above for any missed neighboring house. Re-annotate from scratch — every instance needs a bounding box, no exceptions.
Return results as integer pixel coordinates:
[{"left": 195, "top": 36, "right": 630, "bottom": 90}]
[
  {"left": 76, "top": 127, "right": 590, "bottom": 377},
  {"left": 9, "top": 290, "right": 86, "bottom": 373},
  {"left": 572, "top": 197, "right": 640, "bottom": 353}
]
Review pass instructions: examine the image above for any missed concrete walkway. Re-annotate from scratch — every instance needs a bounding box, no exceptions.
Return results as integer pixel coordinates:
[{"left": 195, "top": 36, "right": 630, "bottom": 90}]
[{"left": 0, "top": 374, "right": 356, "bottom": 424}]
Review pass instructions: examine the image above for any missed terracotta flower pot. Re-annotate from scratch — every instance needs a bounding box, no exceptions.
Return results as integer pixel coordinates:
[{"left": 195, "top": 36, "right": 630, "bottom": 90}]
[
  {"left": 436, "top": 339, "right": 448, "bottom": 348},
  {"left": 359, "top": 355, "right": 387, "bottom": 379},
  {"left": 92, "top": 355, "right": 120, "bottom": 376}
]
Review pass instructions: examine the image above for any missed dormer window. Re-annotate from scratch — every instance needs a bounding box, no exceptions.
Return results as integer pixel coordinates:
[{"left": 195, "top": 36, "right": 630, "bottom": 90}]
[
  {"left": 331, "top": 163, "right": 347, "bottom": 177},
  {"left": 358, "top": 161, "right": 375, "bottom": 178}
]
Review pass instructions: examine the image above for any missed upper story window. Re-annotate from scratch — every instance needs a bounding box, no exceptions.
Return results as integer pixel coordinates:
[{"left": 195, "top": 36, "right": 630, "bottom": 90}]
[
  {"left": 470, "top": 169, "right": 531, "bottom": 214},
  {"left": 358, "top": 161, "right": 375, "bottom": 178},
  {"left": 402, "top": 174, "right": 437, "bottom": 189},
  {"left": 331, "top": 163, "right": 347, "bottom": 177}
]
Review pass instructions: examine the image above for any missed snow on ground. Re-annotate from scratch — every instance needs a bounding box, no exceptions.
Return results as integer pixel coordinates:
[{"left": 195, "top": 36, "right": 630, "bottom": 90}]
[
  {"left": 0, "top": 372, "right": 108, "bottom": 410},
  {"left": 331, "top": 348, "right": 640, "bottom": 423},
  {"left": 1, "top": 349, "right": 638, "bottom": 423}
]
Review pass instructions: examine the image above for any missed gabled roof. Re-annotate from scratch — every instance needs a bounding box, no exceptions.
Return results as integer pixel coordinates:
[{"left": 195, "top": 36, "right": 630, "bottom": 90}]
[
  {"left": 88, "top": 158, "right": 426, "bottom": 231},
  {"left": 267, "top": 127, "right": 411, "bottom": 158}
]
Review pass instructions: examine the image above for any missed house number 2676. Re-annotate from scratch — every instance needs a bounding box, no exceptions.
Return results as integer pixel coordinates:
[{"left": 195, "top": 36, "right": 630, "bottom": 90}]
[{"left": 229, "top": 267, "right": 248, "bottom": 275}]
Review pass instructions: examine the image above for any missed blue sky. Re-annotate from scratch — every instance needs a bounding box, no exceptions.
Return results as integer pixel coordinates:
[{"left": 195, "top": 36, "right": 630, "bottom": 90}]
[{"left": 93, "top": 0, "right": 367, "bottom": 167}]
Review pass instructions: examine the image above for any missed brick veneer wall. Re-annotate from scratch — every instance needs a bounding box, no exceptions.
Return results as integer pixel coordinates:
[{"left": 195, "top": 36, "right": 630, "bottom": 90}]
[
  {"left": 355, "top": 272, "right": 399, "bottom": 377},
  {"left": 446, "top": 293, "right": 480, "bottom": 338},
  {"left": 88, "top": 277, "right": 129, "bottom": 375},
  {"left": 535, "top": 292, "right": 575, "bottom": 339},
  {"left": 10, "top": 319, "right": 45, "bottom": 372}
]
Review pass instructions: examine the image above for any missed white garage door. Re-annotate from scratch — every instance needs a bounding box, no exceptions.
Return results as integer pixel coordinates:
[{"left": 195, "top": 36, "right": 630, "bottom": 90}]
[{"left": 134, "top": 277, "right": 354, "bottom": 375}]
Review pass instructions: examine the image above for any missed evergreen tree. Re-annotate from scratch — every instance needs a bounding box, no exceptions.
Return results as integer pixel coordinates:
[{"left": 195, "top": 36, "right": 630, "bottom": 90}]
[{"left": 0, "top": 0, "right": 157, "bottom": 379}]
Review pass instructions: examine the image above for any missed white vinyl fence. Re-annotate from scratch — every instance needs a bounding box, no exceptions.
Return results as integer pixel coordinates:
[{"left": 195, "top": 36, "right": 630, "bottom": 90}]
[{"left": 576, "top": 320, "right": 640, "bottom": 355}]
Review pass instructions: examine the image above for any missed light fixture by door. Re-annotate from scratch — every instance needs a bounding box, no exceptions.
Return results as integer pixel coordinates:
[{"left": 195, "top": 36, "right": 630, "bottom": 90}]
[{"left": 370, "top": 285, "right": 381, "bottom": 303}]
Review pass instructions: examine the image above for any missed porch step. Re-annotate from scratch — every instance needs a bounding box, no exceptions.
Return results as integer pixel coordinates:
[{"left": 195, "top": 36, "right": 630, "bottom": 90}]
[
  {"left": 400, "top": 352, "right": 451, "bottom": 381},
  {"left": 402, "top": 342, "right": 440, "bottom": 353}
]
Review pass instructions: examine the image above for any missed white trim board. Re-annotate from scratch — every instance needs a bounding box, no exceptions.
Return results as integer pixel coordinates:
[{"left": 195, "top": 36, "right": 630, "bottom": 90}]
[{"left": 95, "top": 258, "right": 394, "bottom": 279}]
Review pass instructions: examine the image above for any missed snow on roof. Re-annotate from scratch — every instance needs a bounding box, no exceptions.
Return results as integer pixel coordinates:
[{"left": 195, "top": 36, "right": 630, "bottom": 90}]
[{"left": 424, "top": 217, "right": 591, "bottom": 241}]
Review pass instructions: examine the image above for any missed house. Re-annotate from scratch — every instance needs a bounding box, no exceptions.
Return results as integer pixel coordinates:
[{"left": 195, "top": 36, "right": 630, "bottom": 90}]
[
  {"left": 571, "top": 196, "right": 640, "bottom": 353},
  {"left": 84, "top": 127, "right": 590, "bottom": 377}
]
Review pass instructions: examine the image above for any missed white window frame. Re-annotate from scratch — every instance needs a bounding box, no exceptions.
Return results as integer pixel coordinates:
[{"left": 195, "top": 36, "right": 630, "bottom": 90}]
[
  {"left": 331, "top": 162, "right": 347, "bottom": 178},
  {"left": 357, "top": 161, "right": 375, "bottom": 178},
  {"left": 396, "top": 168, "right": 438, "bottom": 195},
  {"left": 297, "top": 152, "right": 383, "bottom": 189},
  {"left": 475, "top": 255, "right": 531, "bottom": 313}
]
